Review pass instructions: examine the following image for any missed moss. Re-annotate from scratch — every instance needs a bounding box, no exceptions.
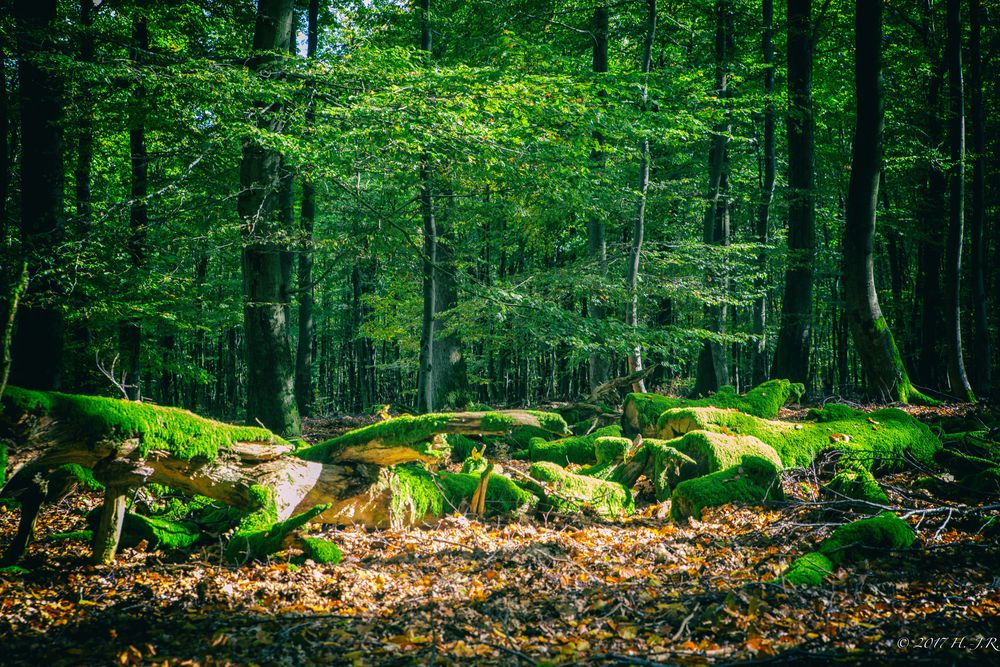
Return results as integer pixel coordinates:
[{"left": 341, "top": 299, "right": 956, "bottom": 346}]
[
  {"left": 934, "top": 449, "right": 997, "bottom": 477},
  {"left": 784, "top": 552, "right": 834, "bottom": 586},
  {"left": 297, "top": 413, "right": 454, "bottom": 463},
  {"left": 224, "top": 484, "right": 330, "bottom": 563},
  {"left": 301, "top": 537, "right": 343, "bottom": 564},
  {"left": 2, "top": 386, "right": 287, "bottom": 463},
  {"left": 672, "top": 430, "right": 782, "bottom": 477},
  {"left": 0, "top": 565, "right": 30, "bottom": 576},
  {"left": 530, "top": 461, "right": 634, "bottom": 517},
  {"left": 526, "top": 425, "right": 622, "bottom": 466},
  {"left": 438, "top": 471, "right": 538, "bottom": 516},
  {"left": 646, "top": 440, "right": 698, "bottom": 501},
  {"left": 446, "top": 433, "right": 479, "bottom": 462},
  {"left": 623, "top": 380, "right": 805, "bottom": 437},
  {"left": 460, "top": 456, "right": 489, "bottom": 475},
  {"left": 670, "top": 456, "right": 783, "bottom": 521},
  {"left": 818, "top": 512, "right": 915, "bottom": 564},
  {"left": 961, "top": 468, "right": 1000, "bottom": 495},
  {"left": 389, "top": 464, "right": 446, "bottom": 526},
  {"left": 595, "top": 437, "right": 631, "bottom": 464},
  {"left": 509, "top": 425, "right": 555, "bottom": 449},
  {"left": 528, "top": 411, "right": 570, "bottom": 435},
  {"left": 939, "top": 432, "right": 1000, "bottom": 463},
  {"left": 0, "top": 442, "right": 6, "bottom": 487},
  {"left": 825, "top": 460, "right": 889, "bottom": 505},
  {"left": 46, "top": 530, "right": 94, "bottom": 542},
  {"left": 122, "top": 513, "right": 202, "bottom": 550},
  {"left": 657, "top": 405, "right": 940, "bottom": 471},
  {"left": 481, "top": 412, "right": 516, "bottom": 432},
  {"left": 49, "top": 463, "right": 104, "bottom": 492}
]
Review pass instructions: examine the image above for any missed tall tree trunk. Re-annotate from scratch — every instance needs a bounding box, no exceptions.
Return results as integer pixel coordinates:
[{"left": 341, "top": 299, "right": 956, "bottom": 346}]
[
  {"left": 843, "top": 0, "right": 925, "bottom": 404},
  {"left": 240, "top": 0, "right": 300, "bottom": 435},
  {"left": 9, "top": 0, "right": 65, "bottom": 391},
  {"left": 588, "top": 5, "right": 610, "bottom": 392},
  {"left": 415, "top": 0, "right": 436, "bottom": 413},
  {"left": 771, "top": 0, "right": 814, "bottom": 387},
  {"left": 751, "top": 0, "right": 776, "bottom": 388},
  {"left": 693, "top": 0, "right": 733, "bottom": 397},
  {"left": 295, "top": 0, "right": 320, "bottom": 418},
  {"left": 943, "top": 0, "right": 974, "bottom": 402},
  {"left": 75, "top": 0, "right": 94, "bottom": 227},
  {"left": 431, "top": 191, "right": 468, "bottom": 408},
  {"left": 968, "top": 0, "right": 991, "bottom": 396},
  {"left": 119, "top": 0, "right": 149, "bottom": 401},
  {"left": 625, "top": 0, "right": 656, "bottom": 393}
]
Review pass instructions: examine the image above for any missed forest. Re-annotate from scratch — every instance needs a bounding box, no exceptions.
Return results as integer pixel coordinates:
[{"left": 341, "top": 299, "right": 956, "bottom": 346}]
[{"left": 1, "top": 0, "right": 999, "bottom": 664}]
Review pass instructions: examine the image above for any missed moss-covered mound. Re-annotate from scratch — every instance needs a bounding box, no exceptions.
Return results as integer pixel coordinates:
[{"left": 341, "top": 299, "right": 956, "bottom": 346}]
[
  {"left": 2, "top": 386, "right": 287, "bottom": 462},
  {"left": 438, "top": 471, "right": 537, "bottom": 516},
  {"left": 301, "top": 537, "right": 343, "bottom": 564},
  {"left": 657, "top": 404, "right": 940, "bottom": 470},
  {"left": 783, "top": 512, "right": 915, "bottom": 586},
  {"left": 670, "top": 456, "right": 783, "bottom": 521},
  {"left": 223, "top": 485, "right": 330, "bottom": 563},
  {"left": 671, "top": 430, "right": 782, "bottom": 477},
  {"left": 446, "top": 433, "right": 479, "bottom": 462},
  {"left": 522, "top": 425, "right": 623, "bottom": 466},
  {"left": 622, "top": 379, "right": 805, "bottom": 437},
  {"left": 646, "top": 440, "right": 698, "bottom": 501},
  {"left": 530, "top": 461, "right": 634, "bottom": 517},
  {"left": 824, "top": 459, "right": 889, "bottom": 505},
  {"left": 121, "top": 513, "right": 202, "bottom": 550}
]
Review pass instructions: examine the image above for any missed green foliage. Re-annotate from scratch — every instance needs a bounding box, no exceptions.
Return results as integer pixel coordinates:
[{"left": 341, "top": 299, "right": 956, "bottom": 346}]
[{"left": 670, "top": 457, "right": 783, "bottom": 521}]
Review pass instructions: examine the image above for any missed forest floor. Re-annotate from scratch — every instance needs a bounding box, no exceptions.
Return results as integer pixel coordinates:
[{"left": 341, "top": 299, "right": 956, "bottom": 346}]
[{"left": 1, "top": 406, "right": 999, "bottom": 666}]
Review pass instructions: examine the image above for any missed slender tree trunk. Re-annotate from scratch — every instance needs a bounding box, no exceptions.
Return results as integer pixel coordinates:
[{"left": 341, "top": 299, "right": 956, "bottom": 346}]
[
  {"left": 968, "top": 0, "right": 991, "bottom": 396},
  {"left": 771, "top": 0, "right": 814, "bottom": 386},
  {"left": 240, "top": 0, "right": 300, "bottom": 435},
  {"left": 751, "top": 0, "right": 776, "bottom": 388},
  {"left": 431, "top": 191, "right": 468, "bottom": 408},
  {"left": 843, "top": 0, "right": 925, "bottom": 404},
  {"left": 625, "top": 0, "right": 656, "bottom": 393},
  {"left": 119, "top": 0, "right": 149, "bottom": 401},
  {"left": 415, "top": 0, "right": 436, "bottom": 413},
  {"left": 693, "top": 0, "right": 733, "bottom": 397},
  {"left": 295, "top": 0, "right": 319, "bottom": 418},
  {"left": 588, "top": 5, "right": 611, "bottom": 392},
  {"left": 75, "top": 0, "right": 94, "bottom": 227},
  {"left": 943, "top": 0, "right": 974, "bottom": 402},
  {"left": 9, "top": 0, "right": 64, "bottom": 391}
]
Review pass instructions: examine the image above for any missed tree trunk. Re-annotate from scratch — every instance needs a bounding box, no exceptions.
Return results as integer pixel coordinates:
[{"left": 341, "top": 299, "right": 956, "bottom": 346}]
[
  {"left": 416, "top": 0, "right": 437, "bottom": 413},
  {"left": 240, "top": 0, "right": 300, "bottom": 435},
  {"left": 8, "top": 0, "right": 64, "bottom": 392},
  {"left": 74, "top": 0, "right": 94, "bottom": 227},
  {"left": 295, "top": 0, "right": 320, "bottom": 418},
  {"left": 431, "top": 194, "right": 468, "bottom": 408},
  {"left": 693, "top": 0, "right": 733, "bottom": 397},
  {"left": 119, "top": 0, "right": 150, "bottom": 401},
  {"left": 751, "top": 0, "right": 776, "bottom": 388},
  {"left": 771, "top": 0, "right": 814, "bottom": 387},
  {"left": 843, "top": 0, "right": 925, "bottom": 404},
  {"left": 588, "top": 5, "right": 611, "bottom": 392},
  {"left": 625, "top": 0, "right": 656, "bottom": 393},
  {"left": 968, "top": 0, "right": 991, "bottom": 396},
  {"left": 943, "top": 0, "right": 974, "bottom": 402}
]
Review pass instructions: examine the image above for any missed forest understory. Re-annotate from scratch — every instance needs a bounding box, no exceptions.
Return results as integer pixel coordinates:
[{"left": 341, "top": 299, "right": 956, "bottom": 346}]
[{"left": 2, "top": 402, "right": 998, "bottom": 667}]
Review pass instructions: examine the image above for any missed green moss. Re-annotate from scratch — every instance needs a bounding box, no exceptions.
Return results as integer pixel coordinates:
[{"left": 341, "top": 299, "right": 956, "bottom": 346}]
[
  {"left": 122, "top": 513, "right": 202, "bottom": 550},
  {"left": 446, "top": 433, "right": 479, "bottom": 462},
  {"left": 49, "top": 463, "right": 104, "bottom": 492},
  {"left": 0, "top": 442, "right": 6, "bottom": 487},
  {"left": 818, "top": 512, "right": 915, "bottom": 564},
  {"left": 481, "top": 412, "right": 516, "bottom": 432},
  {"left": 961, "top": 468, "right": 1000, "bottom": 495},
  {"left": 672, "top": 430, "right": 782, "bottom": 477},
  {"left": 389, "top": 464, "right": 446, "bottom": 526},
  {"left": 623, "top": 380, "right": 804, "bottom": 437},
  {"left": 224, "top": 484, "right": 330, "bottom": 563},
  {"left": 297, "top": 413, "right": 454, "bottom": 463},
  {"left": 301, "top": 537, "right": 343, "bottom": 564},
  {"left": 2, "top": 386, "right": 287, "bottom": 463},
  {"left": 0, "top": 565, "right": 29, "bottom": 576},
  {"left": 670, "top": 456, "right": 783, "bottom": 521},
  {"left": 646, "top": 440, "right": 698, "bottom": 501},
  {"left": 530, "top": 461, "right": 634, "bottom": 517},
  {"left": 657, "top": 405, "right": 940, "bottom": 471},
  {"left": 438, "top": 471, "right": 538, "bottom": 516},
  {"left": 460, "top": 456, "right": 489, "bottom": 475},
  {"left": 594, "top": 437, "right": 630, "bottom": 464},
  {"left": 528, "top": 411, "right": 570, "bottom": 435},
  {"left": 934, "top": 449, "right": 997, "bottom": 477},
  {"left": 526, "top": 425, "right": 622, "bottom": 466},
  {"left": 508, "top": 425, "right": 555, "bottom": 449},
  {"left": 939, "top": 432, "right": 1000, "bottom": 463},
  {"left": 825, "top": 460, "right": 889, "bottom": 505},
  {"left": 784, "top": 552, "right": 834, "bottom": 586},
  {"left": 46, "top": 530, "right": 94, "bottom": 542}
]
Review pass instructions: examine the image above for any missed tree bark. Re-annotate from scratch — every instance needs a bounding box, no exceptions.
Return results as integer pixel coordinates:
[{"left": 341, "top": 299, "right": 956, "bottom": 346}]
[
  {"left": 431, "top": 193, "right": 468, "bottom": 408},
  {"left": 8, "top": 0, "right": 64, "bottom": 392},
  {"left": 625, "top": 0, "right": 656, "bottom": 393},
  {"left": 240, "top": 0, "right": 301, "bottom": 435},
  {"left": 693, "top": 0, "right": 733, "bottom": 397},
  {"left": 843, "top": 0, "right": 925, "bottom": 404},
  {"left": 771, "top": 0, "right": 814, "bottom": 387},
  {"left": 416, "top": 0, "right": 437, "bottom": 413},
  {"left": 968, "top": 0, "right": 991, "bottom": 396},
  {"left": 751, "top": 0, "right": 776, "bottom": 388},
  {"left": 588, "top": 5, "right": 611, "bottom": 392}
]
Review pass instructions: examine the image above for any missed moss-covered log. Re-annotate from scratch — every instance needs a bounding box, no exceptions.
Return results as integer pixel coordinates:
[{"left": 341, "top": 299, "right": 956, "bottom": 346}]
[
  {"left": 517, "top": 425, "right": 623, "bottom": 465},
  {"left": 622, "top": 379, "right": 805, "bottom": 437},
  {"left": 670, "top": 456, "right": 784, "bottom": 521},
  {"left": 528, "top": 461, "right": 635, "bottom": 517},
  {"left": 783, "top": 512, "right": 915, "bottom": 586}
]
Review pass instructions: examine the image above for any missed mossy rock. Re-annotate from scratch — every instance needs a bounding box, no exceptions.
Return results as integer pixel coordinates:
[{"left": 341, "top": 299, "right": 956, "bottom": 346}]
[
  {"left": 960, "top": 468, "right": 1000, "bottom": 495},
  {"left": 671, "top": 430, "right": 782, "bottom": 478},
  {"left": 934, "top": 449, "right": 997, "bottom": 477},
  {"left": 121, "top": 513, "right": 202, "bottom": 550},
  {"left": 657, "top": 404, "right": 940, "bottom": 470},
  {"left": 622, "top": 379, "right": 804, "bottom": 437},
  {"left": 595, "top": 437, "right": 631, "bottom": 464},
  {"left": 526, "top": 425, "right": 622, "bottom": 466},
  {"left": 46, "top": 530, "right": 94, "bottom": 543},
  {"left": 438, "top": 471, "right": 538, "bottom": 516},
  {"left": 670, "top": 456, "right": 783, "bottom": 521},
  {"left": 2, "top": 386, "right": 287, "bottom": 463},
  {"left": 783, "top": 552, "right": 834, "bottom": 586},
  {"left": 646, "top": 440, "right": 698, "bottom": 501},
  {"left": 301, "top": 537, "right": 343, "bottom": 564},
  {"left": 530, "top": 461, "right": 634, "bottom": 517},
  {"left": 824, "top": 461, "right": 889, "bottom": 505},
  {"left": 446, "top": 433, "right": 479, "bottom": 462}
]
